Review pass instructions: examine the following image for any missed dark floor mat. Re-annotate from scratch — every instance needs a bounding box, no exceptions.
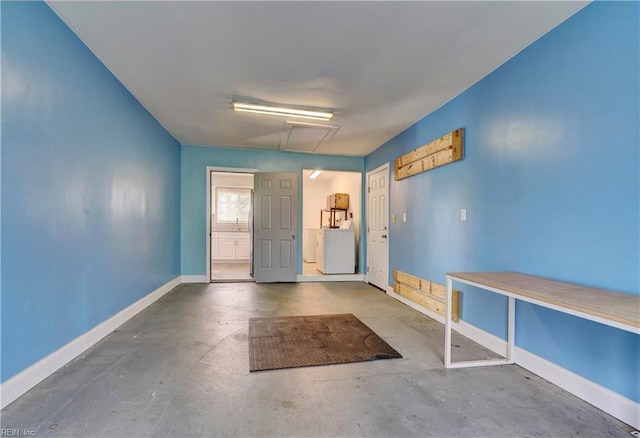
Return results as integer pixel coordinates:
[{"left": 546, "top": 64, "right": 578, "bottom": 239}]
[{"left": 248, "top": 313, "right": 402, "bottom": 372}]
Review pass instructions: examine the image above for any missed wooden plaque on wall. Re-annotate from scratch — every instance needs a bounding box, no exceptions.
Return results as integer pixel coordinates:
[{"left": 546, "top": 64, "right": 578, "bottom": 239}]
[{"left": 394, "top": 128, "right": 464, "bottom": 180}]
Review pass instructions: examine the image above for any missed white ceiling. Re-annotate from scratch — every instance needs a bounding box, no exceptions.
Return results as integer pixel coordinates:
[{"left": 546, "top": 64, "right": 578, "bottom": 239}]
[{"left": 47, "top": 1, "right": 587, "bottom": 157}]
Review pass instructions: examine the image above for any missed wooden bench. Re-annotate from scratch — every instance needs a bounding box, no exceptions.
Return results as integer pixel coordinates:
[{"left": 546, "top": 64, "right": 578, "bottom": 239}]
[{"left": 444, "top": 272, "right": 640, "bottom": 368}]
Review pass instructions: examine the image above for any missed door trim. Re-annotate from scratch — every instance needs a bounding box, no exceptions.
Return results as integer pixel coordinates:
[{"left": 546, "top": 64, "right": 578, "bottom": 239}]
[
  {"left": 206, "top": 166, "right": 258, "bottom": 282},
  {"left": 365, "top": 162, "right": 390, "bottom": 290}
]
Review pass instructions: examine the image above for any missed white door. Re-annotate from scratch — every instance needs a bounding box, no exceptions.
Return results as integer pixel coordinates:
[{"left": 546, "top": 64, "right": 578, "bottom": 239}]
[
  {"left": 253, "top": 173, "right": 297, "bottom": 282},
  {"left": 367, "top": 164, "right": 389, "bottom": 290}
]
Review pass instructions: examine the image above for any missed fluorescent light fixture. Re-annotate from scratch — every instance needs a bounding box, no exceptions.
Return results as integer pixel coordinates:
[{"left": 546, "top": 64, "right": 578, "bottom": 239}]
[
  {"left": 309, "top": 170, "right": 323, "bottom": 179},
  {"left": 233, "top": 102, "right": 333, "bottom": 121}
]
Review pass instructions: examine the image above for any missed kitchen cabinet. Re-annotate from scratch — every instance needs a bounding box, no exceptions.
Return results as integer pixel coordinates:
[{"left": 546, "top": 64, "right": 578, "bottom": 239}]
[
  {"left": 218, "top": 239, "right": 237, "bottom": 259},
  {"left": 211, "top": 232, "right": 250, "bottom": 261},
  {"left": 236, "top": 239, "right": 251, "bottom": 259}
]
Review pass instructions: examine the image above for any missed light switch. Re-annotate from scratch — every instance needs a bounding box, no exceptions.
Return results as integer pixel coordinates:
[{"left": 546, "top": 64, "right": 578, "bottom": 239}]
[
  {"left": 403, "top": 212, "right": 407, "bottom": 223},
  {"left": 460, "top": 209, "right": 467, "bottom": 221}
]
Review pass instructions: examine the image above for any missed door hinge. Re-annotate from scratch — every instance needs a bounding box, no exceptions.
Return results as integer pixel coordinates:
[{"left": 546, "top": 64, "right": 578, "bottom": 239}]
[
  {"left": 367, "top": 266, "right": 370, "bottom": 273},
  {"left": 368, "top": 186, "right": 371, "bottom": 193}
]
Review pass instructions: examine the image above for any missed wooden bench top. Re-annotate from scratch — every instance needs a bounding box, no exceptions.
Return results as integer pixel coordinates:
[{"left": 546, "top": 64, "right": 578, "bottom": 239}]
[{"left": 447, "top": 272, "right": 640, "bottom": 332}]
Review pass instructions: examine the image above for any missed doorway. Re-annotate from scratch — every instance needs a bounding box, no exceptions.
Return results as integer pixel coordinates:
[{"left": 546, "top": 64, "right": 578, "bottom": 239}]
[
  {"left": 302, "top": 169, "right": 362, "bottom": 279},
  {"left": 209, "top": 171, "right": 254, "bottom": 282}
]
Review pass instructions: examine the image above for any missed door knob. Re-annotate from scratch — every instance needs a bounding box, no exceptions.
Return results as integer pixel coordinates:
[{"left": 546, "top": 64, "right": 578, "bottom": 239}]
[
  {"left": 382, "top": 234, "right": 387, "bottom": 238},
  {"left": 292, "top": 234, "right": 296, "bottom": 239}
]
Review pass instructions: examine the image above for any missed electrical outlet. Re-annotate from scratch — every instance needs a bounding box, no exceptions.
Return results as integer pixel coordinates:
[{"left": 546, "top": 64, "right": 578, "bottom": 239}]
[
  {"left": 392, "top": 213, "right": 396, "bottom": 223},
  {"left": 460, "top": 209, "right": 467, "bottom": 221},
  {"left": 403, "top": 212, "right": 407, "bottom": 223}
]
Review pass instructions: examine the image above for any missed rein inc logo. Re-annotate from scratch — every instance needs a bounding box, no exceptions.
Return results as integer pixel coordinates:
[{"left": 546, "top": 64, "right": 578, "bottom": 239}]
[{"left": 1, "top": 430, "right": 35, "bottom": 437}]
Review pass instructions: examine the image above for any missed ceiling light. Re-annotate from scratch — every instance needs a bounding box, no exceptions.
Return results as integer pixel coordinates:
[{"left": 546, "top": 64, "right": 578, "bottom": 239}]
[
  {"left": 309, "top": 170, "right": 323, "bottom": 179},
  {"left": 233, "top": 102, "right": 333, "bottom": 121}
]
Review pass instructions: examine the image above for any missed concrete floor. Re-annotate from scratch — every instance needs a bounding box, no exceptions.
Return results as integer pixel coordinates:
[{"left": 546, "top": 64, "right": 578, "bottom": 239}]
[
  {"left": 1, "top": 282, "right": 633, "bottom": 437},
  {"left": 211, "top": 262, "right": 252, "bottom": 281}
]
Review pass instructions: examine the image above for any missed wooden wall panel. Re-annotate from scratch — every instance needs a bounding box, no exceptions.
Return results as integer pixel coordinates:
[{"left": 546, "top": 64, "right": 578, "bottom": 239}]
[
  {"left": 394, "top": 128, "right": 464, "bottom": 180},
  {"left": 393, "top": 270, "right": 460, "bottom": 321}
]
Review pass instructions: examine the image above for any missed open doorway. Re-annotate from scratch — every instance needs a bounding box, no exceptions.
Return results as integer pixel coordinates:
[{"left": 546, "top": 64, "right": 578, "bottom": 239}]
[
  {"left": 302, "top": 169, "right": 362, "bottom": 279},
  {"left": 210, "top": 171, "right": 254, "bottom": 282}
]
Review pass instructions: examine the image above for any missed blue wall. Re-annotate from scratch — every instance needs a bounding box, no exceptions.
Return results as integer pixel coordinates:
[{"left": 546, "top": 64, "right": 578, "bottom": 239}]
[
  {"left": 1, "top": 2, "right": 181, "bottom": 381},
  {"left": 2, "top": 0, "right": 637, "bottom": 406},
  {"left": 181, "top": 145, "right": 364, "bottom": 276},
  {"left": 366, "top": 2, "right": 639, "bottom": 402}
]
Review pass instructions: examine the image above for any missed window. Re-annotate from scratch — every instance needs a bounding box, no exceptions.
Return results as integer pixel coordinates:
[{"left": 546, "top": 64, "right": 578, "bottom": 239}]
[{"left": 215, "top": 187, "right": 251, "bottom": 223}]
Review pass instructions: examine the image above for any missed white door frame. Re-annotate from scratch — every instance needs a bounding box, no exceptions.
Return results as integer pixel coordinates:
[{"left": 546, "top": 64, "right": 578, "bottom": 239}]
[
  {"left": 366, "top": 162, "right": 390, "bottom": 290},
  {"left": 206, "top": 166, "right": 258, "bottom": 282}
]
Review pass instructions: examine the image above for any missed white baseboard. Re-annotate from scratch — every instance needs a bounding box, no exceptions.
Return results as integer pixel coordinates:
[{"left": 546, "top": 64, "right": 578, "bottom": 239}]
[
  {"left": 181, "top": 275, "right": 209, "bottom": 283},
  {"left": 387, "top": 287, "right": 639, "bottom": 429},
  {"left": 296, "top": 274, "right": 365, "bottom": 282},
  {"left": 454, "top": 319, "right": 509, "bottom": 356},
  {"left": 515, "top": 347, "right": 640, "bottom": 429},
  {"left": 175, "top": 273, "right": 365, "bottom": 284},
  {"left": 0, "top": 276, "right": 181, "bottom": 409}
]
